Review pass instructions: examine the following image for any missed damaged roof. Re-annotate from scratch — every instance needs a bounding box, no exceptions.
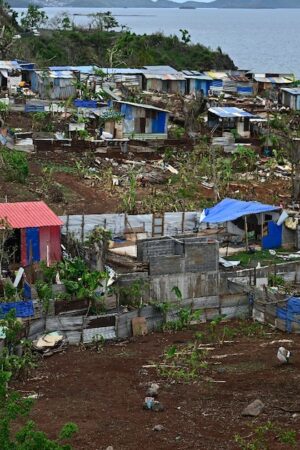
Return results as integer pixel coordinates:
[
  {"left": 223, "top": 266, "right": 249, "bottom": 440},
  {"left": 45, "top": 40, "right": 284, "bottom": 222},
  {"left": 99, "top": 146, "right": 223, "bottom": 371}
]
[
  {"left": 182, "top": 70, "right": 213, "bottom": 80},
  {"left": 254, "top": 76, "right": 293, "bottom": 84},
  {"left": 99, "top": 67, "right": 144, "bottom": 75},
  {"left": 208, "top": 107, "right": 254, "bottom": 118},
  {"left": 49, "top": 66, "right": 99, "bottom": 74},
  {"left": 113, "top": 100, "right": 170, "bottom": 113},
  {"left": 143, "top": 72, "right": 186, "bottom": 81},
  {"left": 0, "top": 201, "right": 63, "bottom": 229},
  {"left": 281, "top": 88, "right": 300, "bottom": 95},
  {"left": 0, "top": 60, "right": 21, "bottom": 70}
]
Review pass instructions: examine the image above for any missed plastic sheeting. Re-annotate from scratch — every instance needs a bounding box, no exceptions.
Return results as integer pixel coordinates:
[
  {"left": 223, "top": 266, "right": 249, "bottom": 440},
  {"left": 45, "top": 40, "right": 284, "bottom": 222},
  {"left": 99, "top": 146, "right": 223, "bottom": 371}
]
[
  {"left": 60, "top": 212, "right": 200, "bottom": 240},
  {"left": 201, "top": 198, "right": 280, "bottom": 224},
  {"left": 277, "top": 297, "right": 300, "bottom": 332}
]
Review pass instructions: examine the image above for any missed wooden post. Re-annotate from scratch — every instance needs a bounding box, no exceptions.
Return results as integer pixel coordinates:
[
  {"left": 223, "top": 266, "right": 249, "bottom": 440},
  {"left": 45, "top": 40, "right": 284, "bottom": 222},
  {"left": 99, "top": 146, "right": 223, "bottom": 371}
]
[
  {"left": 66, "top": 214, "right": 69, "bottom": 248},
  {"left": 244, "top": 215, "right": 249, "bottom": 251},
  {"left": 261, "top": 213, "right": 264, "bottom": 248},
  {"left": 81, "top": 214, "right": 85, "bottom": 245},
  {"left": 181, "top": 211, "right": 185, "bottom": 234}
]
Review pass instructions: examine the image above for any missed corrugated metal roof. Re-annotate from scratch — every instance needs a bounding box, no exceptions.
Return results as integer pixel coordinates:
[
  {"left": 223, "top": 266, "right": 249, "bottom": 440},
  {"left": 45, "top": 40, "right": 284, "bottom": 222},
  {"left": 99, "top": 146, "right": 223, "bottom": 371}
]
[
  {"left": 35, "top": 70, "right": 75, "bottom": 79},
  {"left": 208, "top": 107, "right": 254, "bottom": 118},
  {"left": 99, "top": 67, "right": 144, "bottom": 75},
  {"left": 254, "top": 76, "right": 293, "bottom": 84},
  {"left": 144, "top": 73, "right": 186, "bottom": 81},
  {"left": 205, "top": 71, "right": 228, "bottom": 80},
  {"left": 143, "top": 65, "right": 178, "bottom": 74},
  {"left": 182, "top": 70, "right": 213, "bottom": 80},
  {"left": 114, "top": 100, "right": 170, "bottom": 113},
  {"left": 281, "top": 88, "right": 300, "bottom": 95},
  {"left": 0, "top": 60, "right": 21, "bottom": 70},
  {"left": 0, "top": 201, "right": 63, "bottom": 229},
  {"left": 49, "top": 66, "right": 99, "bottom": 74}
]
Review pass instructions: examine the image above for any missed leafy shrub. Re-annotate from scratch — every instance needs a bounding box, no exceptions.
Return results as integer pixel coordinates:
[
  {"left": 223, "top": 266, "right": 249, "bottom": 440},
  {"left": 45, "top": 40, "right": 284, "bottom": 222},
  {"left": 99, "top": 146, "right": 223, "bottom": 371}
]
[
  {"left": 0, "top": 371, "right": 78, "bottom": 449},
  {"left": 0, "top": 148, "right": 29, "bottom": 183}
]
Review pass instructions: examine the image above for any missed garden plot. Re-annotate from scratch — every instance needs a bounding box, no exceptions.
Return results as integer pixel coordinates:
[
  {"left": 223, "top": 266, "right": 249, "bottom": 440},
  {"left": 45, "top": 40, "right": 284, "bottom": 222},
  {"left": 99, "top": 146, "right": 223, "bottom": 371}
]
[{"left": 14, "top": 320, "right": 300, "bottom": 450}]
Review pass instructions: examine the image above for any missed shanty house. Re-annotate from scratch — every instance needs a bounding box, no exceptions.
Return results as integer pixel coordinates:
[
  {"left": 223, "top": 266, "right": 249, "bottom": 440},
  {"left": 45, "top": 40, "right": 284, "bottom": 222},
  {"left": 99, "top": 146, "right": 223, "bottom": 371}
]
[
  {"left": 253, "top": 73, "right": 294, "bottom": 94},
  {"left": 142, "top": 66, "right": 186, "bottom": 94},
  {"left": 281, "top": 88, "right": 300, "bottom": 111},
  {"left": 200, "top": 198, "right": 282, "bottom": 250},
  {"left": 223, "top": 73, "right": 254, "bottom": 96},
  {"left": 98, "top": 68, "right": 144, "bottom": 89},
  {"left": 0, "top": 60, "right": 22, "bottom": 95},
  {"left": 105, "top": 100, "right": 169, "bottom": 140},
  {"left": 0, "top": 201, "right": 63, "bottom": 267},
  {"left": 31, "top": 70, "right": 77, "bottom": 100},
  {"left": 49, "top": 65, "right": 99, "bottom": 82},
  {"left": 182, "top": 71, "right": 213, "bottom": 96},
  {"left": 207, "top": 107, "right": 254, "bottom": 138},
  {"left": 204, "top": 71, "right": 225, "bottom": 95}
]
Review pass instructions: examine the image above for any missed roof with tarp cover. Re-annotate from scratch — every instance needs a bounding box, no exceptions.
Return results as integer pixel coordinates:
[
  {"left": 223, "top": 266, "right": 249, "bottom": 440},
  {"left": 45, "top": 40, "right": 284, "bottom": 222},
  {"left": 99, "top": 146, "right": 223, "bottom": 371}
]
[{"left": 200, "top": 198, "right": 281, "bottom": 224}]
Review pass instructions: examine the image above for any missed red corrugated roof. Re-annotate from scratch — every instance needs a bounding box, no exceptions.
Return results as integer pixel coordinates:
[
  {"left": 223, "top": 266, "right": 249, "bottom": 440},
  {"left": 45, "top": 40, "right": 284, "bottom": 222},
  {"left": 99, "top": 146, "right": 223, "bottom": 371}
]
[{"left": 0, "top": 201, "right": 63, "bottom": 229}]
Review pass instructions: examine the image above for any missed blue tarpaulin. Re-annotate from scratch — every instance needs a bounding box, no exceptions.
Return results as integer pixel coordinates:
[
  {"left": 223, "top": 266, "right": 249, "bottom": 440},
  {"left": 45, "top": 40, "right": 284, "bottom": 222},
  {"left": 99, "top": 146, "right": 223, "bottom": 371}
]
[
  {"left": 201, "top": 198, "right": 280, "bottom": 223},
  {"left": 0, "top": 301, "right": 34, "bottom": 319},
  {"left": 277, "top": 297, "right": 300, "bottom": 332}
]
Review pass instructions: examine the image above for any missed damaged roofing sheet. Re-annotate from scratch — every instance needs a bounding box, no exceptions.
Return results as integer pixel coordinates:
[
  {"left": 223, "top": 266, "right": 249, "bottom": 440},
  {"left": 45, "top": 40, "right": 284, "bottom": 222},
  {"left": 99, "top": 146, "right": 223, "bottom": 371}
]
[
  {"left": 113, "top": 100, "right": 170, "bottom": 113},
  {"left": 143, "top": 72, "right": 186, "bottom": 81},
  {"left": 0, "top": 60, "right": 21, "bottom": 70},
  {"left": 49, "top": 66, "right": 99, "bottom": 74},
  {"left": 281, "top": 88, "right": 300, "bottom": 95},
  {"left": 254, "top": 76, "right": 293, "bottom": 84},
  {"left": 208, "top": 107, "right": 254, "bottom": 118}
]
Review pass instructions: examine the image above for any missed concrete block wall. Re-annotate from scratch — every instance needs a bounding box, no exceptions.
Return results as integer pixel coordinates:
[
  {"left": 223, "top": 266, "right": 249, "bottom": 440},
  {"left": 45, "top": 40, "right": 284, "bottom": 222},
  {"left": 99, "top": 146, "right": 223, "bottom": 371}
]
[
  {"left": 137, "top": 238, "right": 175, "bottom": 262},
  {"left": 137, "top": 236, "right": 219, "bottom": 276}
]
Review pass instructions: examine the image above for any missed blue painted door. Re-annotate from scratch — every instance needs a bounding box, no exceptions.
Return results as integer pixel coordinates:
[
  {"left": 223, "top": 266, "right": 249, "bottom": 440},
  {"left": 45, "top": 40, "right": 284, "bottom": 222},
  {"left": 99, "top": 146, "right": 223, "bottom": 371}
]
[
  {"left": 26, "top": 227, "right": 40, "bottom": 264},
  {"left": 262, "top": 222, "right": 282, "bottom": 250}
]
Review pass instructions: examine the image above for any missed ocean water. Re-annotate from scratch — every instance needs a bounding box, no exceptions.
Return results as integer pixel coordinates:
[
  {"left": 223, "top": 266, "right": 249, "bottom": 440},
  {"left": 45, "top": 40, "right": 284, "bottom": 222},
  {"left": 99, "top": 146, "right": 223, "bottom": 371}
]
[{"left": 14, "top": 7, "right": 300, "bottom": 76}]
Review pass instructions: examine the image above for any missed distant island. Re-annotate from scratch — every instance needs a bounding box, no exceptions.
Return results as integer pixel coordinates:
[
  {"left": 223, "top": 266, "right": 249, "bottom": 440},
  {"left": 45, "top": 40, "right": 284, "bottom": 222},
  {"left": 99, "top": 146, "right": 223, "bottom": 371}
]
[{"left": 10, "top": 0, "right": 300, "bottom": 8}]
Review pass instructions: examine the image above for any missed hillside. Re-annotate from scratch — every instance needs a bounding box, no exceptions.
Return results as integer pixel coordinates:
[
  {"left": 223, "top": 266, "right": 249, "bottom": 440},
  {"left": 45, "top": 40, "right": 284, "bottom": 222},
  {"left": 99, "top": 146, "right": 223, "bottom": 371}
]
[{"left": 14, "top": 29, "right": 235, "bottom": 69}]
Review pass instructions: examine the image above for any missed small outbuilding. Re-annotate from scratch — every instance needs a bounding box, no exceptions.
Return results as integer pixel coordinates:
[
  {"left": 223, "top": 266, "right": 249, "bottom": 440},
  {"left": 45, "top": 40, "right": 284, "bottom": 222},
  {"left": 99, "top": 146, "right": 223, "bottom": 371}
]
[
  {"left": 253, "top": 73, "right": 294, "bottom": 95},
  {"left": 200, "top": 198, "right": 282, "bottom": 250},
  {"left": 182, "top": 71, "right": 213, "bottom": 96},
  {"left": 0, "top": 60, "right": 22, "bottom": 95},
  {"left": 105, "top": 100, "right": 169, "bottom": 140},
  {"left": 31, "top": 70, "right": 77, "bottom": 100},
  {"left": 0, "top": 201, "right": 63, "bottom": 267},
  {"left": 281, "top": 88, "right": 300, "bottom": 111},
  {"left": 207, "top": 107, "right": 254, "bottom": 138},
  {"left": 142, "top": 66, "right": 186, "bottom": 95}
]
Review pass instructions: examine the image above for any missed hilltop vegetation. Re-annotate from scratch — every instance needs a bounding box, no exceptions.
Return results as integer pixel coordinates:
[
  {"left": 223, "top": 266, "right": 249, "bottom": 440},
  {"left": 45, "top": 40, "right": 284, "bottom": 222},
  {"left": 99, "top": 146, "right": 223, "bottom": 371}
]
[
  {"left": 16, "top": 29, "right": 235, "bottom": 69},
  {"left": 1, "top": 1, "right": 235, "bottom": 69}
]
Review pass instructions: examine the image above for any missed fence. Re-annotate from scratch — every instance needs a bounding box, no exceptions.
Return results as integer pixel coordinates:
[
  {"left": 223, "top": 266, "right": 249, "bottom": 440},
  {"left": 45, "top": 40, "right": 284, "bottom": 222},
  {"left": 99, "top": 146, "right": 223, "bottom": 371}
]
[{"left": 60, "top": 211, "right": 203, "bottom": 240}]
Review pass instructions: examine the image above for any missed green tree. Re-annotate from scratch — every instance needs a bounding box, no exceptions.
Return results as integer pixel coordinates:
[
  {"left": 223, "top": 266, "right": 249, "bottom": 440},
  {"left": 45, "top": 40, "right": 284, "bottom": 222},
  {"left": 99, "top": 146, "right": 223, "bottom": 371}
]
[
  {"left": 90, "top": 11, "right": 118, "bottom": 32},
  {"left": 179, "top": 28, "right": 191, "bottom": 45},
  {"left": 20, "top": 4, "right": 48, "bottom": 30}
]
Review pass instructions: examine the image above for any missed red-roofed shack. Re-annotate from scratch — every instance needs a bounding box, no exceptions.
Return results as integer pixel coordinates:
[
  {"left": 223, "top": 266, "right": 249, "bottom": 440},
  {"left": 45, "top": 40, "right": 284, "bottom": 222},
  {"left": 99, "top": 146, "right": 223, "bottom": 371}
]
[{"left": 0, "top": 201, "right": 63, "bottom": 267}]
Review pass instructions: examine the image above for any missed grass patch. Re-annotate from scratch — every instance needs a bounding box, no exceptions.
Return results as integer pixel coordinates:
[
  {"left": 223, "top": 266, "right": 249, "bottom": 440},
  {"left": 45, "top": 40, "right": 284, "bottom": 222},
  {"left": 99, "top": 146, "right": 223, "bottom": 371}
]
[{"left": 226, "top": 249, "right": 294, "bottom": 268}]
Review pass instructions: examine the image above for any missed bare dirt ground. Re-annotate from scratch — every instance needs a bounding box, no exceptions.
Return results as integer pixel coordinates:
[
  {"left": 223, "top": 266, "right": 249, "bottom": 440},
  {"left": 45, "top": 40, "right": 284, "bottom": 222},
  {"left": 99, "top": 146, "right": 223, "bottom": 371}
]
[
  {"left": 0, "top": 149, "right": 291, "bottom": 217},
  {"left": 14, "top": 321, "right": 300, "bottom": 450}
]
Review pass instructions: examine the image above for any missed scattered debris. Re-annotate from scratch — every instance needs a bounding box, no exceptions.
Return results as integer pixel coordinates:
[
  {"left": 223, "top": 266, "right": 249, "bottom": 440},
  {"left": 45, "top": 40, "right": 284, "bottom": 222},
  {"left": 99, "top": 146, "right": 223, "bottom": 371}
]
[
  {"left": 152, "top": 424, "right": 164, "bottom": 432},
  {"left": 241, "top": 399, "right": 265, "bottom": 417},
  {"left": 146, "top": 383, "right": 159, "bottom": 397}
]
